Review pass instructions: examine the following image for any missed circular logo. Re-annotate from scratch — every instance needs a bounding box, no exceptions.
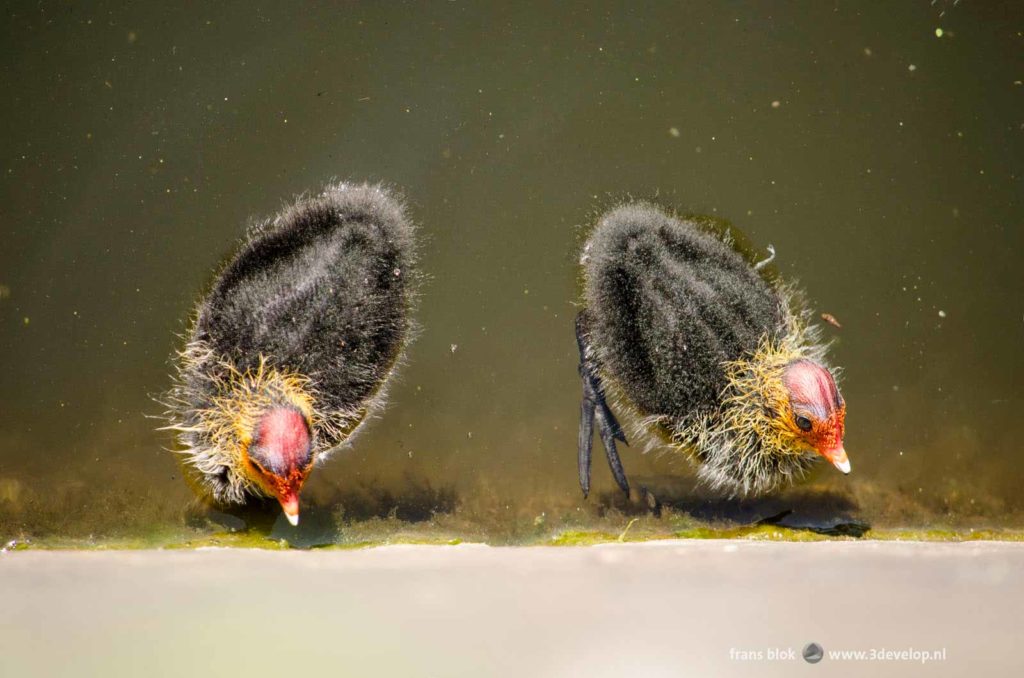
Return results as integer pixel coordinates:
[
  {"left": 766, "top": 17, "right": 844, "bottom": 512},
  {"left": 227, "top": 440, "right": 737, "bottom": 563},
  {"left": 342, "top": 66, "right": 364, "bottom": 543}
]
[{"left": 803, "top": 643, "right": 824, "bottom": 664}]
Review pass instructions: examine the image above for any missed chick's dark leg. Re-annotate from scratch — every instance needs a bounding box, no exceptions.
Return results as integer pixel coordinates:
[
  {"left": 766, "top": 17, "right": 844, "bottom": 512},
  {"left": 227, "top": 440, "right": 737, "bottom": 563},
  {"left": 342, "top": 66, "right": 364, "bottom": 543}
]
[
  {"left": 578, "top": 395, "right": 595, "bottom": 497},
  {"left": 576, "top": 312, "right": 629, "bottom": 497}
]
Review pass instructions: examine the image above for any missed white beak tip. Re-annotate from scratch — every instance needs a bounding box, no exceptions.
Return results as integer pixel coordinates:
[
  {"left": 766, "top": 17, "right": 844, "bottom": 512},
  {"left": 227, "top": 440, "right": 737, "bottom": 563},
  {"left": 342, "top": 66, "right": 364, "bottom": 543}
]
[
  {"left": 285, "top": 512, "right": 300, "bottom": 527},
  {"left": 833, "top": 458, "right": 851, "bottom": 474}
]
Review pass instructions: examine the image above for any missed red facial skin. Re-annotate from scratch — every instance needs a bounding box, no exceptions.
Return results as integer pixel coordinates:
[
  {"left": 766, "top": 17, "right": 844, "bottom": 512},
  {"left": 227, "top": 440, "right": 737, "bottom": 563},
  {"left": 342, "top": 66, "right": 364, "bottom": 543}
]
[
  {"left": 248, "top": 408, "right": 313, "bottom": 524},
  {"left": 782, "top": 359, "right": 849, "bottom": 472}
]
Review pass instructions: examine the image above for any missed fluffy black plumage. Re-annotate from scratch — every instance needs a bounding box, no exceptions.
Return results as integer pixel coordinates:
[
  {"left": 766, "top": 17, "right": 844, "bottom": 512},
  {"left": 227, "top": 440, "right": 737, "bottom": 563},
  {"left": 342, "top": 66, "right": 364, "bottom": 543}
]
[
  {"left": 166, "top": 181, "right": 416, "bottom": 507},
  {"left": 576, "top": 201, "right": 790, "bottom": 497},
  {"left": 583, "top": 202, "right": 784, "bottom": 418},
  {"left": 194, "top": 182, "right": 415, "bottom": 419}
]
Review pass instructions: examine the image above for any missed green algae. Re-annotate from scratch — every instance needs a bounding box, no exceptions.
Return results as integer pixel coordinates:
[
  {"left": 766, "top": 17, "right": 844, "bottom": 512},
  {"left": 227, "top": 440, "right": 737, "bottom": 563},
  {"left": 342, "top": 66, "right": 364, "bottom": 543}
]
[
  {"left": 531, "top": 524, "right": 1024, "bottom": 549},
  {"left": 548, "top": 530, "right": 621, "bottom": 546},
  {"left": 5, "top": 500, "right": 1024, "bottom": 551},
  {"left": 864, "top": 528, "right": 1024, "bottom": 542},
  {"left": 6, "top": 526, "right": 1024, "bottom": 551}
]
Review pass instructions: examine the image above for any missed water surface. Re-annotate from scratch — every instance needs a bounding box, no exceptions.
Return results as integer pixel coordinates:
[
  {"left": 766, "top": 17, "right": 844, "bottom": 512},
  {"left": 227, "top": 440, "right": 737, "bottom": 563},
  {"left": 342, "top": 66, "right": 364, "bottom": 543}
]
[{"left": 1, "top": 1, "right": 1022, "bottom": 544}]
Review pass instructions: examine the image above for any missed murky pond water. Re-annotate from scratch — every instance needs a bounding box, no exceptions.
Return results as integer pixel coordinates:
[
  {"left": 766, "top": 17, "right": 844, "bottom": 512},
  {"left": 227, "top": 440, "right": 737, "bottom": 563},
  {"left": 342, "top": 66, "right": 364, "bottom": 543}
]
[{"left": 1, "top": 2, "right": 1022, "bottom": 545}]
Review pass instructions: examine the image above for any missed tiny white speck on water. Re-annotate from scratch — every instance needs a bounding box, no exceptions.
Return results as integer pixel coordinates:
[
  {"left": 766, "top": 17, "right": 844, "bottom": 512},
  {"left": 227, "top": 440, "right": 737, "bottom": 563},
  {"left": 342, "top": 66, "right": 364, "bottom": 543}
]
[
  {"left": 938, "top": 310, "right": 947, "bottom": 318},
  {"left": 908, "top": 64, "right": 917, "bottom": 72},
  {"left": 935, "top": 27, "right": 944, "bottom": 38},
  {"left": 669, "top": 127, "right": 680, "bottom": 137}
]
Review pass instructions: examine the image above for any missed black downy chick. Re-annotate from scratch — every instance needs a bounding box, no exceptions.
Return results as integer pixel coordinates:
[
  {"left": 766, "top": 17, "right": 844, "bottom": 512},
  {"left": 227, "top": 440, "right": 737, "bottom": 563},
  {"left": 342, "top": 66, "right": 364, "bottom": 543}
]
[
  {"left": 163, "top": 182, "right": 416, "bottom": 525},
  {"left": 577, "top": 202, "right": 849, "bottom": 498}
]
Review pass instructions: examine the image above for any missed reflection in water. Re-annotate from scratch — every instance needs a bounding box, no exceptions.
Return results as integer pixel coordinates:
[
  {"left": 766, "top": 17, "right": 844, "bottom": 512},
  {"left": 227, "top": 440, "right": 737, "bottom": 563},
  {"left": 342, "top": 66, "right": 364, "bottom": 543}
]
[{"left": 0, "top": 2, "right": 1022, "bottom": 543}]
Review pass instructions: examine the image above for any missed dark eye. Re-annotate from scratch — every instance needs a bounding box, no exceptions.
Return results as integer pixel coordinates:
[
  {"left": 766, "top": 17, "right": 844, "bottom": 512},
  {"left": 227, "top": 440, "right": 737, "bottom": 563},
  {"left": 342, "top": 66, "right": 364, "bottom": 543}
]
[{"left": 795, "top": 415, "right": 813, "bottom": 432}]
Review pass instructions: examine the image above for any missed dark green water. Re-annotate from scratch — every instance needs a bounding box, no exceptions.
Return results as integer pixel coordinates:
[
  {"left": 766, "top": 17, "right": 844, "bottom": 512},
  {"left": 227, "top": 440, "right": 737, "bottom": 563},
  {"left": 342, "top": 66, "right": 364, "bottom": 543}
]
[{"left": 1, "top": 1, "right": 1022, "bottom": 544}]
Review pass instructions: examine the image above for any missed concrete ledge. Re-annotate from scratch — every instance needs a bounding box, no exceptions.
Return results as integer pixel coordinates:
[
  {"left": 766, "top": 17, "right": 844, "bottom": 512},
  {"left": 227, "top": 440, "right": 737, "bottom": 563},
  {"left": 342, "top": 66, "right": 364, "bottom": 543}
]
[{"left": 2, "top": 541, "right": 1021, "bottom": 677}]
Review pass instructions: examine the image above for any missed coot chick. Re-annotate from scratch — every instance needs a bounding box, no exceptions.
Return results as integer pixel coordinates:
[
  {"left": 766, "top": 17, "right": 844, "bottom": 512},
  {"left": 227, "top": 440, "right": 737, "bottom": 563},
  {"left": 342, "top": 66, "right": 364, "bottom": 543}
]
[
  {"left": 163, "top": 182, "right": 416, "bottom": 525},
  {"left": 576, "top": 202, "right": 848, "bottom": 498}
]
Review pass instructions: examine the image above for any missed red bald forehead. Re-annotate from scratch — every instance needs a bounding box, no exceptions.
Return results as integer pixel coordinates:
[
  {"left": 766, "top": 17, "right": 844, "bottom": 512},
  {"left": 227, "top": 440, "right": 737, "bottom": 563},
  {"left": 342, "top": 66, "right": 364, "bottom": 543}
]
[
  {"left": 783, "top": 359, "right": 843, "bottom": 418},
  {"left": 253, "top": 407, "right": 311, "bottom": 473}
]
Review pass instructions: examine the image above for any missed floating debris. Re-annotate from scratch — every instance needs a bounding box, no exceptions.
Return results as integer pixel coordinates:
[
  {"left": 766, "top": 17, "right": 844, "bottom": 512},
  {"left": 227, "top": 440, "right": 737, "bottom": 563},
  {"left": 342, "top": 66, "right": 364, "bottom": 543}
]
[
  {"left": 938, "top": 310, "right": 947, "bottom": 318},
  {"left": 753, "top": 244, "right": 776, "bottom": 271},
  {"left": 618, "top": 518, "right": 640, "bottom": 541},
  {"left": 668, "top": 127, "right": 680, "bottom": 137},
  {"left": 450, "top": 343, "right": 458, "bottom": 354},
  {"left": 820, "top": 313, "right": 842, "bottom": 329}
]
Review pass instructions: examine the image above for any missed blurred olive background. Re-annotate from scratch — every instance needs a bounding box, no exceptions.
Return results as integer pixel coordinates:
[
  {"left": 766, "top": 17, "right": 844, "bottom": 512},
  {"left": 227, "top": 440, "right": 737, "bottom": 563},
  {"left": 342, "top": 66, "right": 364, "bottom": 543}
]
[{"left": 1, "top": 1, "right": 1022, "bottom": 541}]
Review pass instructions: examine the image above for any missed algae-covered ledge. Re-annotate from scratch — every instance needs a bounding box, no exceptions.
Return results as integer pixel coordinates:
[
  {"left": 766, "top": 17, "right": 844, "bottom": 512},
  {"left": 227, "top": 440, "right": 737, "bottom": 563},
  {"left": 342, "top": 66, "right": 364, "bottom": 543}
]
[{"left": 5, "top": 521, "right": 1023, "bottom": 552}]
